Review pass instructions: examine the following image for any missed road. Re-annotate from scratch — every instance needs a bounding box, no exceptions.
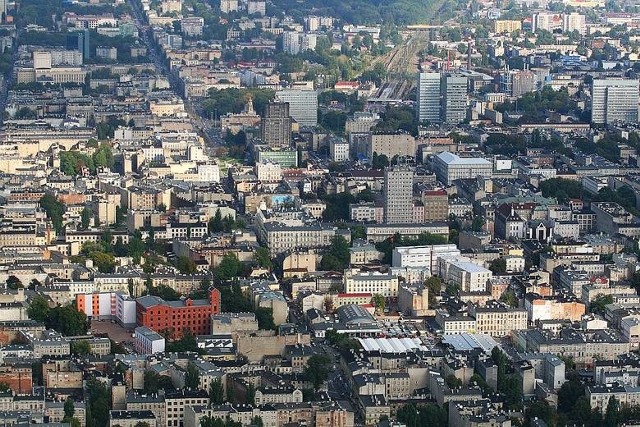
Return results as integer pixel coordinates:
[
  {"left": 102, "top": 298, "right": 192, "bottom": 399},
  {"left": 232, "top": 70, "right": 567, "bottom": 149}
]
[{"left": 127, "top": 0, "right": 221, "bottom": 147}]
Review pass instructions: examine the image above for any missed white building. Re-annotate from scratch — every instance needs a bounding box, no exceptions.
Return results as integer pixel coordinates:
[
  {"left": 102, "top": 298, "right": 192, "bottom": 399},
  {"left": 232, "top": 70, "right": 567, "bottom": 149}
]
[
  {"left": 134, "top": 326, "right": 166, "bottom": 354},
  {"left": 344, "top": 268, "right": 399, "bottom": 297},
  {"left": 392, "top": 244, "right": 461, "bottom": 272},
  {"left": 76, "top": 291, "right": 137, "bottom": 327},
  {"left": 591, "top": 79, "right": 640, "bottom": 125},
  {"left": 439, "top": 258, "right": 492, "bottom": 292},
  {"left": 432, "top": 152, "right": 493, "bottom": 185},
  {"left": 330, "top": 138, "right": 350, "bottom": 162},
  {"left": 256, "top": 161, "right": 282, "bottom": 182}
]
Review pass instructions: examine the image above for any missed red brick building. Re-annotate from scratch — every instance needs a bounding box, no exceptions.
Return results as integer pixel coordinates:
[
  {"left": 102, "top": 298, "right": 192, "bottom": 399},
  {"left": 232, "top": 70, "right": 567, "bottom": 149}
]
[
  {"left": 135, "top": 287, "right": 221, "bottom": 338},
  {"left": 0, "top": 364, "right": 33, "bottom": 394}
]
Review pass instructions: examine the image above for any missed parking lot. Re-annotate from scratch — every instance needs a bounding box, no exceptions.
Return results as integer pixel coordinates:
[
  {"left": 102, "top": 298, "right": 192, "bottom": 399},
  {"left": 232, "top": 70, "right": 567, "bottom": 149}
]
[{"left": 91, "top": 319, "right": 135, "bottom": 345}]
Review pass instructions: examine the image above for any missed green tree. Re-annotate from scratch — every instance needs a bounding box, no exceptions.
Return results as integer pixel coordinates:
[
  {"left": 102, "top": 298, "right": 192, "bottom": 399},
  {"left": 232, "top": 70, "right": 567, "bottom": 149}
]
[
  {"left": 217, "top": 253, "right": 242, "bottom": 281},
  {"left": 149, "top": 285, "right": 182, "bottom": 301},
  {"left": 71, "top": 340, "right": 91, "bottom": 355},
  {"left": 605, "top": 396, "right": 619, "bottom": 427},
  {"left": 143, "top": 371, "right": 174, "bottom": 394},
  {"left": 27, "top": 295, "right": 50, "bottom": 322},
  {"left": 64, "top": 398, "right": 75, "bottom": 419},
  {"left": 6, "top": 275, "right": 23, "bottom": 289},
  {"left": 255, "top": 307, "right": 276, "bottom": 330},
  {"left": 92, "top": 144, "right": 114, "bottom": 170},
  {"left": 246, "top": 383, "right": 256, "bottom": 405},
  {"left": 305, "top": 354, "right": 332, "bottom": 390},
  {"left": 40, "top": 193, "right": 65, "bottom": 233},
  {"left": 445, "top": 374, "right": 462, "bottom": 389},
  {"left": 489, "top": 257, "right": 507, "bottom": 274},
  {"left": 185, "top": 362, "right": 200, "bottom": 389},
  {"left": 500, "top": 290, "right": 519, "bottom": 307},
  {"left": 525, "top": 400, "right": 558, "bottom": 427},
  {"left": 209, "top": 378, "right": 224, "bottom": 404},
  {"left": 48, "top": 304, "right": 89, "bottom": 336},
  {"left": 176, "top": 256, "right": 197, "bottom": 274},
  {"left": 254, "top": 247, "right": 272, "bottom": 270},
  {"left": 319, "top": 236, "right": 350, "bottom": 271},
  {"left": 590, "top": 294, "right": 614, "bottom": 315},
  {"left": 208, "top": 210, "right": 223, "bottom": 234},
  {"left": 372, "top": 294, "right": 385, "bottom": 313},
  {"left": 81, "top": 207, "right": 92, "bottom": 229}
]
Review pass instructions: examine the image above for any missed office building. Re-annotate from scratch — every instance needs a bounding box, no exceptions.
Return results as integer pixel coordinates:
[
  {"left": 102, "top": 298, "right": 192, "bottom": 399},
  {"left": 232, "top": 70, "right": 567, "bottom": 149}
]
[
  {"left": 275, "top": 89, "right": 318, "bottom": 127},
  {"left": 383, "top": 164, "right": 414, "bottom": 224},
  {"left": 441, "top": 73, "right": 468, "bottom": 124},
  {"left": 66, "top": 29, "right": 91, "bottom": 60},
  {"left": 591, "top": 79, "right": 640, "bottom": 125},
  {"left": 416, "top": 72, "right": 441, "bottom": 124},
  {"left": 432, "top": 152, "right": 493, "bottom": 185},
  {"left": 261, "top": 101, "right": 292, "bottom": 147}
]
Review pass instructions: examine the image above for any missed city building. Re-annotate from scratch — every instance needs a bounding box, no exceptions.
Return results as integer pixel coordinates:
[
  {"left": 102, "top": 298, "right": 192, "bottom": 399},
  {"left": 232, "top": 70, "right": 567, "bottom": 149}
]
[
  {"left": 135, "top": 288, "right": 221, "bottom": 337},
  {"left": 432, "top": 152, "right": 493, "bottom": 185},
  {"left": 591, "top": 79, "right": 640, "bottom": 125},
  {"left": 441, "top": 73, "right": 468, "bottom": 124},
  {"left": 275, "top": 89, "right": 318, "bottom": 127},
  {"left": 261, "top": 101, "right": 292, "bottom": 147},
  {"left": 383, "top": 164, "right": 414, "bottom": 224},
  {"left": 416, "top": 72, "right": 441, "bottom": 124}
]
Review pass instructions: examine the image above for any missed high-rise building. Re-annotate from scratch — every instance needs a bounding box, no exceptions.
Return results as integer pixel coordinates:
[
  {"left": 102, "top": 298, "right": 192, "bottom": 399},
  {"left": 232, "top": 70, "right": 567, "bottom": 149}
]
[
  {"left": 275, "top": 89, "right": 318, "bottom": 127},
  {"left": 500, "top": 70, "right": 537, "bottom": 97},
  {"left": 441, "top": 73, "right": 468, "bottom": 125},
  {"left": 261, "top": 101, "right": 292, "bottom": 147},
  {"left": 282, "top": 31, "right": 301, "bottom": 55},
  {"left": 383, "top": 164, "right": 415, "bottom": 224},
  {"left": 416, "top": 72, "right": 441, "bottom": 124},
  {"left": 66, "top": 29, "right": 90, "bottom": 60},
  {"left": 591, "top": 79, "right": 640, "bottom": 125},
  {"left": 220, "top": 0, "right": 238, "bottom": 13},
  {"left": 563, "top": 12, "right": 586, "bottom": 35}
]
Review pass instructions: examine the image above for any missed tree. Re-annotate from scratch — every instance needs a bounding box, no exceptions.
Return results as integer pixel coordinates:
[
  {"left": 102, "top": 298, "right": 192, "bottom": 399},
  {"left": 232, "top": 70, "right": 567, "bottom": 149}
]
[
  {"left": 209, "top": 378, "right": 224, "bottom": 404},
  {"left": 143, "top": 370, "right": 174, "bottom": 394},
  {"left": 445, "top": 374, "right": 462, "bottom": 389},
  {"left": 319, "top": 236, "right": 350, "bottom": 271},
  {"left": 372, "top": 294, "right": 385, "bottom": 313},
  {"left": 255, "top": 307, "right": 276, "bottom": 330},
  {"left": 40, "top": 194, "right": 65, "bottom": 233},
  {"left": 176, "top": 256, "right": 197, "bottom": 274},
  {"left": 27, "top": 295, "right": 50, "bottom": 322},
  {"left": 71, "top": 340, "right": 91, "bottom": 355},
  {"left": 591, "top": 294, "right": 614, "bottom": 315},
  {"left": 208, "top": 210, "right": 223, "bottom": 233},
  {"left": 81, "top": 207, "right": 92, "bottom": 229},
  {"left": 6, "top": 275, "right": 23, "bottom": 289},
  {"left": 489, "top": 257, "right": 507, "bottom": 274},
  {"left": 500, "top": 290, "right": 519, "bottom": 308},
  {"left": 246, "top": 383, "right": 256, "bottom": 405},
  {"left": 217, "top": 253, "right": 242, "bottom": 281},
  {"left": 525, "top": 400, "right": 557, "bottom": 427},
  {"left": 64, "top": 398, "right": 75, "bottom": 419},
  {"left": 305, "top": 354, "right": 332, "bottom": 390},
  {"left": 185, "top": 362, "right": 200, "bottom": 389},
  {"left": 605, "top": 396, "right": 619, "bottom": 427},
  {"left": 558, "top": 379, "right": 586, "bottom": 414},
  {"left": 254, "top": 247, "right": 272, "bottom": 270},
  {"left": 48, "top": 304, "right": 89, "bottom": 336},
  {"left": 425, "top": 276, "right": 441, "bottom": 305}
]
